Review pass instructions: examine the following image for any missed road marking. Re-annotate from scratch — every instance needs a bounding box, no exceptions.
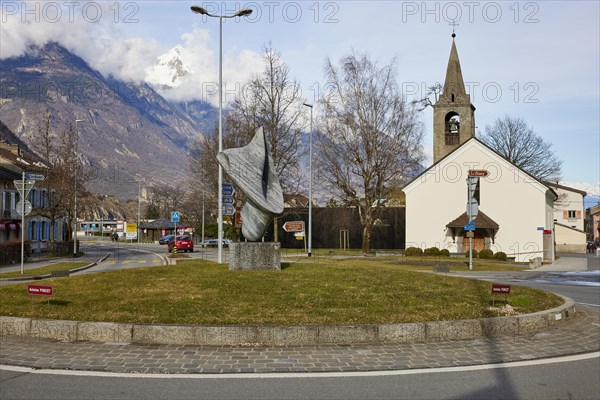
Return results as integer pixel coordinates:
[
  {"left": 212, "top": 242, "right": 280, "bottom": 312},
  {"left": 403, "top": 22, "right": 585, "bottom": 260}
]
[
  {"left": 577, "top": 302, "right": 600, "bottom": 308},
  {"left": 1, "top": 352, "right": 598, "bottom": 379}
]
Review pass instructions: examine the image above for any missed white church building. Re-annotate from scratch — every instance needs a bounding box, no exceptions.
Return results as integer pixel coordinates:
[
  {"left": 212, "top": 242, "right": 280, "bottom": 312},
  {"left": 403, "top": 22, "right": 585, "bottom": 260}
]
[{"left": 403, "top": 35, "right": 557, "bottom": 263}]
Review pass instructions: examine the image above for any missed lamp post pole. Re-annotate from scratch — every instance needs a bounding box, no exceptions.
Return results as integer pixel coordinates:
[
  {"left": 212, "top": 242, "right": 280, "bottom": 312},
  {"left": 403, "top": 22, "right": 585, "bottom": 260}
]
[
  {"left": 74, "top": 119, "right": 84, "bottom": 256},
  {"left": 302, "top": 103, "right": 313, "bottom": 257},
  {"left": 191, "top": 5, "right": 253, "bottom": 264}
]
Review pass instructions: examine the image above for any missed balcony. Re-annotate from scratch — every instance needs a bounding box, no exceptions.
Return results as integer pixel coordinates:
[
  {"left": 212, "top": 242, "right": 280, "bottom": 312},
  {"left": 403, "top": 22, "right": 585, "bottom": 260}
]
[{"left": 445, "top": 133, "right": 460, "bottom": 146}]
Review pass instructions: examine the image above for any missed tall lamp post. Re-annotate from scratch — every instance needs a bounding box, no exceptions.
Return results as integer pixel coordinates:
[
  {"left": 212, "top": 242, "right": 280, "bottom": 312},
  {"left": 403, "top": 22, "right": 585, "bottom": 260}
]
[
  {"left": 74, "top": 118, "right": 84, "bottom": 256},
  {"left": 191, "top": 5, "right": 253, "bottom": 263},
  {"left": 302, "top": 103, "right": 313, "bottom": 257}
]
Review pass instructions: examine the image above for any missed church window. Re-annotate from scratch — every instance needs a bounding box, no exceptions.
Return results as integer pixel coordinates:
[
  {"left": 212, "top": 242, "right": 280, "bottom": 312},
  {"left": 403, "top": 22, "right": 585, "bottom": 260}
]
[{"left": 451, "top": 94, "right": 455, "bottom": 102}]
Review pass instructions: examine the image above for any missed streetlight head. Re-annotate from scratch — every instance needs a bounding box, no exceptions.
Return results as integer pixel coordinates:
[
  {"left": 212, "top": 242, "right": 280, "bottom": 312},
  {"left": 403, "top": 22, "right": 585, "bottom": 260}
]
[
  {"left": 75, "top": 119, "right": 85, "bottom": 123},
  {"left": 235, "top": 8, "right": 253, "bottom": 17},
  {"left": 191, "top": 5, "right": 209, "bottom": 15}
]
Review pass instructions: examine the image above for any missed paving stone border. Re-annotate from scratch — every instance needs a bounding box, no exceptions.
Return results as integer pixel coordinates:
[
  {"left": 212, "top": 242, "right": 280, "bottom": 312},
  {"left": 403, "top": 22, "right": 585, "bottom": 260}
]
[{"left": 0, "top": 295, "right": 576, "bottom": 346}]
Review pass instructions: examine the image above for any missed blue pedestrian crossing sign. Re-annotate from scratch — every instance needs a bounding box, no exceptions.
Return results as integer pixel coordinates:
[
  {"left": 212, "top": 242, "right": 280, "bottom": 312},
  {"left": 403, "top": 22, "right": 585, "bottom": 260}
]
[{"left": 171, "top": 211, "right": 180, "bottom": 223}]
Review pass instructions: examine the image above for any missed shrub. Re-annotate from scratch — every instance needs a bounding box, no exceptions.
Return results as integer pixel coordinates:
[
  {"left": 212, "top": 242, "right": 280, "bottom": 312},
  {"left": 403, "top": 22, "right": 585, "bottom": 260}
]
[
  {"left": 0, "top": 240, "right": 31, "bottom": 266},
  {"left": 404, "top": 247, "right": 423, "bottom": 256},
  {"left": 440, "top": 249, "right": 450, "bottom": 257},
  {"left": 494, "top": 251, "right": 508, "bottom": 261},
  {"left": 478, "top": 249, "right": 494, "bottom": 259},
  {"left": 465, "top": 249, "right": 478, "bottom": 258},
  {"left": 424, "top": 247, "right": 441, "bottom": 256}
]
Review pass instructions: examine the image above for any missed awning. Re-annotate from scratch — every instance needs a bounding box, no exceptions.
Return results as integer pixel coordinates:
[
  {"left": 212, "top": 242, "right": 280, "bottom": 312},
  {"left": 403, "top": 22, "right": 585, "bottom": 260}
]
[{"left": 446, "top": 210, "right": 499, "bottom": 230}]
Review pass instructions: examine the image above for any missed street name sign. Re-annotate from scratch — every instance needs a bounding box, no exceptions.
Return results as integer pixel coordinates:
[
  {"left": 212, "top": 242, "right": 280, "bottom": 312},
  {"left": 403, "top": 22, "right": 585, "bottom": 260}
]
[
  {"left": 25, "top": 172, "right": 45, "bottom": 181},
  {"left": 283, "top": 221, "right": 305, "bottom": 232},
  {"left": 222, "top": 196, "right": 234, "bottom": 205},
  {"left": 464, "top": 221, "right": 476, "bottom": 231},
  {"left": 491, "top": 284, "right": 511, "bottom": 294},
  {"left": 468, "top": 170, "right": 489, "bottom": 177},
  {"left": 27, "top": 284, "right": 53, "bottom": 297}
]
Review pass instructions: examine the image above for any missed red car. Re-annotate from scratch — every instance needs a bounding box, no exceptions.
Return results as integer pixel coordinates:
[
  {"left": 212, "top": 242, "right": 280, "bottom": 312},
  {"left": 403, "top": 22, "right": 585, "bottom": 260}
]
[{"left": 168, "top": 235, "right": 194, "bottom": 253}]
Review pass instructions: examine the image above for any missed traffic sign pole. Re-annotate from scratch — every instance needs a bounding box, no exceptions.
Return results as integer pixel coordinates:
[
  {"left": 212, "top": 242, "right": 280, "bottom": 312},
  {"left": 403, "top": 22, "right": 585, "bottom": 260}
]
[{"left": 21, "top": 172, "right": 25, "bottom": 274}]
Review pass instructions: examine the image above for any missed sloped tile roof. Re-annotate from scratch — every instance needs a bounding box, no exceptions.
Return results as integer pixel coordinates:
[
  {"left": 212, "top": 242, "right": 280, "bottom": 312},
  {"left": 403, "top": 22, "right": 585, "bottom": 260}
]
[{"left": 446, "top": 210, "right": 499, "bottom": 229}]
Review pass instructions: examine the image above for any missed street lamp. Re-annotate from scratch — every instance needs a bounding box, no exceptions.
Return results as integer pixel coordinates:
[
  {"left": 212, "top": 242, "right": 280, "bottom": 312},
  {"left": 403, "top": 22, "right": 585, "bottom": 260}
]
[
  {"left": 302, "top": 103, "right": 313, "bottom": 257},
  {"left": 74, "top": 118, "right": 85, "bottom": 256},
  {"left": 191, "top": 5, "right": 253, "bottom": 263}
]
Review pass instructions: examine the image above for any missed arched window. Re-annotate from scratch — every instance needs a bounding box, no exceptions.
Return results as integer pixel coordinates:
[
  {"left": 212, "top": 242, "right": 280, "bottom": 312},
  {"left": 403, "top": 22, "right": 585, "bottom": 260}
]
[{"left": 444, "top": 112, "right": 460, "bottom": 145}]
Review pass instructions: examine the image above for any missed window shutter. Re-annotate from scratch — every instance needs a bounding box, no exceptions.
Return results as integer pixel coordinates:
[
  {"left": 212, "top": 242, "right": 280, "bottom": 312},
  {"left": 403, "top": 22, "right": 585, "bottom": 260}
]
[
  {"left": 576, "top": 211, "right": 582, "bottom": 219},
  {"left": 563, "top": 210, "right": 568, "bottom": 219}
]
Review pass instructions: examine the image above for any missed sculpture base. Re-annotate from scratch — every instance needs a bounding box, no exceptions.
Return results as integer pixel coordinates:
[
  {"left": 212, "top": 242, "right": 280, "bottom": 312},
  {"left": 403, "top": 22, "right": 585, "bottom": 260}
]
[{"left": 229, "top": 242, "right": 281, "bottom": 271}]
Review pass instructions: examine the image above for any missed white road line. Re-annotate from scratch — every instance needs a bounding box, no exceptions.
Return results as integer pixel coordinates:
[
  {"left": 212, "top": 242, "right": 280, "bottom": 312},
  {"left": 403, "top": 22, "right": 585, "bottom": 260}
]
[
  {"left": 577, "top": 302, "right": 600, "bottom": 308},
  {"left": 2, "top": 352, "right": 598, "bottom": 380}
]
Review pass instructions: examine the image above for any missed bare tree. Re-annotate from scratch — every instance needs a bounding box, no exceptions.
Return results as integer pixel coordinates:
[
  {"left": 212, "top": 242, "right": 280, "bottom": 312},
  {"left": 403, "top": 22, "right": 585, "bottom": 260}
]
[
  {"left": 189, "top": 44, "right": 306, "bottom": 241},
  {"left": 28, "top": 114, "right": 83, "bottom": 252},
  {"left": 480, "top": 115, "right": 562, "bottom": 181},
  {"left": 317, "top": 52, "right": 425, "bottom": 252},
  {"left": 411, "top": 83, "right": 442, "bottom": 111}
]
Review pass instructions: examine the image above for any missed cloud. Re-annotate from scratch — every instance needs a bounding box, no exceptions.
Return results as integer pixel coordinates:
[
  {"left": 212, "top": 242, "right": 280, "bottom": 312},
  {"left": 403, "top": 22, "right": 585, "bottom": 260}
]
[
  {"left": 1, "top": 1, "right": 160, "bottom": 82},
  {"left": 145, "top": 28, "right": 263, "bottom": 105}
]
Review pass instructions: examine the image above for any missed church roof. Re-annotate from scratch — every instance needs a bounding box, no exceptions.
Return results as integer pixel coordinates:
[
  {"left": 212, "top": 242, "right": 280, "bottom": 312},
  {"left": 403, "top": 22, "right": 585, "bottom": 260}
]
[
  {"left": 442, "top": 38, "right": 467, "bottom": 99},
  {"left": 402, "top": 137, "right": 558, "bottom": 200},
  {"left": 446, "top": 210, "right": 499, "bottom": 230}
]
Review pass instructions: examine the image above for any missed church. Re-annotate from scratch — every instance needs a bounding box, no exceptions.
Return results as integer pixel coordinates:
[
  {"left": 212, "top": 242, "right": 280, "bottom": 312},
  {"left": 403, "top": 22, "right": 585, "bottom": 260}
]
[{"left": 402, "top": 34, "right": 557, "bottom": 263}]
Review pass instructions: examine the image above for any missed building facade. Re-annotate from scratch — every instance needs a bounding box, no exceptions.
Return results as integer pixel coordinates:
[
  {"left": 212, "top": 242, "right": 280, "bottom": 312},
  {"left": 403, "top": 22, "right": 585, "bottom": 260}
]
[{"left": 403, "top": 35, "right": 557, "bottom": 263}]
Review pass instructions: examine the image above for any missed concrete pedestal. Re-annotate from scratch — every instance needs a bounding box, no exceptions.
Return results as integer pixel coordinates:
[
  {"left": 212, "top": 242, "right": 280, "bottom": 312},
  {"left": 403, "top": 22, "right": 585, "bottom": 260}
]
[{"left": 229, "top": 242, "right": 281, "bottom": 270}]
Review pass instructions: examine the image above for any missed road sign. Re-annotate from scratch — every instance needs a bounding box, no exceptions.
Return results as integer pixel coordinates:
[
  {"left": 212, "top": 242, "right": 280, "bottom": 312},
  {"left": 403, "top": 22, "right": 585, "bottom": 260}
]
[
  {"left": 222, "top": 183, "right": 235, "bottom": 196},
  {"left": 491, "top": 284, "right": 511, "bottom": 294},
  {"left": 222, "top": 205, "right": 235, "bottom": 216},
  {"left": 464, "top": 221, "right": 476, "bottom": 231},
  {"left": 222, "top": 196, "right": 234, "bottom": 205},
  {"left": 27, "top": 284, "right": 53, "bottom": 297},
  {"left": 466, "top": 198, "right": 479, "bottom": 221},
  {"left": 125, "top": 223, "right": 137, "bottom": 233},
  {"left": 25, "top": 172, "right": 45, "bottom": 181},
  {"left": 171, "top": 211, "right": 180, "bottom": 223},
  {"left": 15, "top": 200, "right": 32, "bottom": 216},
  {"left": 468, "top": 170, "right": 489, "bottom": 177},
  {"left": 283, "top": 221, "right": 305, "bottom": 232},
  {"left": 13, "top": 180, "right": 35, "bottom": 197}
]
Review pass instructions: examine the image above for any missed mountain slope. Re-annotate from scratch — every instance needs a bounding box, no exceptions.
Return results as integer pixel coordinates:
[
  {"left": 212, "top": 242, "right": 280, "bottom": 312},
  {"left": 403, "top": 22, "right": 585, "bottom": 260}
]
[{"left": 0, "top": 43, "right": 211, "bottom": 200}]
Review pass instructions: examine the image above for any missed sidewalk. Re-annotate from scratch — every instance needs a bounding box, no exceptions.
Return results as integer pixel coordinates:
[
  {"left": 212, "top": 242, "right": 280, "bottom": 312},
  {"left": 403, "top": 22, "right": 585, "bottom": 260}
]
[{"left": 1, "top": 307, "right": 598, "bottom": 374}]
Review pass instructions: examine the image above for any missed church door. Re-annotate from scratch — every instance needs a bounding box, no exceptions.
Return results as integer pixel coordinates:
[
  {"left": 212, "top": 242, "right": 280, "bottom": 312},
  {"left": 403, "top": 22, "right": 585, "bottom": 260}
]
[{"left": 463, "top": 233, "right": 485, "bottom": 253}]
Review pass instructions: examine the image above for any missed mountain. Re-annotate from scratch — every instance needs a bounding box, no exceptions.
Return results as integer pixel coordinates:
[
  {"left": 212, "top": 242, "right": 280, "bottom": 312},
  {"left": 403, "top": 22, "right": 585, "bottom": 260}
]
[{"left": 0, "top": 43, "right": 217, "bottom": 200}]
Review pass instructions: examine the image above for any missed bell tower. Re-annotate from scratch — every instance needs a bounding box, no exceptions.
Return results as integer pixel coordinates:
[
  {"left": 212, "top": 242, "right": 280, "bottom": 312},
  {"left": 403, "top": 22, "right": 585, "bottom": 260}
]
[{"left": 433, "top": 34, "right": 476, "bottom": 163}]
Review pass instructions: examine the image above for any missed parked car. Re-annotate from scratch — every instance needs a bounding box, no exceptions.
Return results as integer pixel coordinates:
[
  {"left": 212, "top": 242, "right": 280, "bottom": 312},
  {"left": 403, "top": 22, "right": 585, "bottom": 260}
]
[
  {"left": 159, "top": 234, "right": 175, "bottom": 245},
  {"left": 168, "top": 235, "right": 194, "bottom": 253},
  {"left": 201, "top": 239, "right": 231, "bottom": 248}
]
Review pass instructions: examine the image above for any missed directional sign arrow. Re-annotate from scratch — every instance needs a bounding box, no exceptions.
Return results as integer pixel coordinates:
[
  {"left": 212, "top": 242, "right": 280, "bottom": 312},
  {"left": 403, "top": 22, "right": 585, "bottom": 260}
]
[
  {"left": 25, "top": 172, "right": 45, "bottom": 181},
  {"left": 283, "top": 221, "right": 305, "bottom": 232},
  {"left": 222, "top": 183, "right": 235, "bottom": 197},
  {"left": 222, "top": 205, "right": 235, "bottom": 216}
]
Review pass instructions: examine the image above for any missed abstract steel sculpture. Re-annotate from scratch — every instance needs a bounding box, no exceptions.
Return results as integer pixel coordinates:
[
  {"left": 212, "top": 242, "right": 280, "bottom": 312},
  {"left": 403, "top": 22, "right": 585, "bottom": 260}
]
[{"left": 216, "top": 127, "right": 284, "bottom": 241}]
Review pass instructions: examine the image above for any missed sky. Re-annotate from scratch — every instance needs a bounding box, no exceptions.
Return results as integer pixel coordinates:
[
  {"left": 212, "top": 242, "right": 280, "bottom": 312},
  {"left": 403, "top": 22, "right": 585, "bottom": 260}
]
[{"left": 1, "top": 0, "right": 599, "bottom": 197}]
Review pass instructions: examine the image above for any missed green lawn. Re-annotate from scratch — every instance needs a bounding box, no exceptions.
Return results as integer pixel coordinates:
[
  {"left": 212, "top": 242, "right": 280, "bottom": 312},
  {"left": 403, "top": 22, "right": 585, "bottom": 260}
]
[
  {"left": 0, "top": 259, "right": 561, "bottom": 325},
  {"left": 0, "top": 262, "right": 89, "bottom": 279}
]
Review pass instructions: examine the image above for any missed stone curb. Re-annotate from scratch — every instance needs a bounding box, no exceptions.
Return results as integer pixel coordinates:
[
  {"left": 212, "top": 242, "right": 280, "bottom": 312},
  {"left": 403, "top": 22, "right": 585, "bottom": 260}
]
[
  {"left": 0, "top": 295, "right": 576, "bottom": 346},
  {"left": 0, "top": 253, "right": 110, "bottom": 282}
]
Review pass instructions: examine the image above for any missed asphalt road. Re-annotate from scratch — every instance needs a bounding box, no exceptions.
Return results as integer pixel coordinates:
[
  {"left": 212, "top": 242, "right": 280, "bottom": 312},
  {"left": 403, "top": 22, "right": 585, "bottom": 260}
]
[{"left": 2, "top": 353, "right": 598, "bottom": 400}]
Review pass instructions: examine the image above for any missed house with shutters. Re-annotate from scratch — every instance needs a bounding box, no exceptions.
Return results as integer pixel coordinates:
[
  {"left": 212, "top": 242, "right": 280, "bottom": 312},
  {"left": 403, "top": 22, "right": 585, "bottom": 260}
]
[
  {"left": 402, "top": 34, "right": 557, "bottom": 263},
  {"left": 545, "top": 182, "right": 587, "bottom": 253}
]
